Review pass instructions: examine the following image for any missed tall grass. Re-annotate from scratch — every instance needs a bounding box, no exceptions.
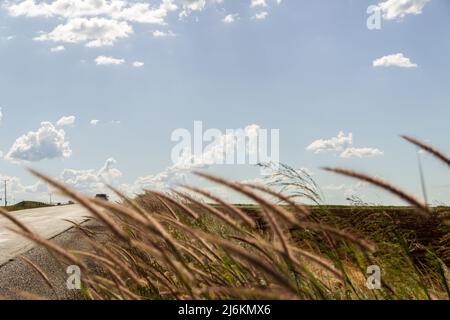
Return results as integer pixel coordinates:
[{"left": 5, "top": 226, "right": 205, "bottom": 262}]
[{"left": 2, "top": 136, "right": 449, "bottom": 300}]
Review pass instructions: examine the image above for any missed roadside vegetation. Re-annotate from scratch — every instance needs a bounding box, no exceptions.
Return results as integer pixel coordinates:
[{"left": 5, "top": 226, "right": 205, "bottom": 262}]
[
  {"left": 4, "top": 201, "right": 53, "bottom": 212},
  {"left": 0, "top": 136, "right": 449, "bottom": 300}
]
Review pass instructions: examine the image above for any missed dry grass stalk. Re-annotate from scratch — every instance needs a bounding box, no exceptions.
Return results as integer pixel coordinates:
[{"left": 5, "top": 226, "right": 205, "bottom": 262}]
[
  {"left": 180, "top": 185, "right": 257, "bottom": 227},
  {"left": 322, "top": 167, "right": 431, "bottom": 217},
  {"left": 243, "top": 183, "right": 311, "bottom": 218},
  {"left": 147, "top": 190, "right": 199, "bottom": 220},
  {"left": 171, "top": 189, "right": 243, "bottom": 232},
  {"left": 29, "top": 169, "right": 129, "bottom": 241},
  {"left": 194, "top": 171, "right": 300, "bottom": 226},
  {"left": 18, "top": 256, "right": 55, "bottom": 294},
  {"left": 5, "top": 142, "right": 448, "bottom": 301},
  {"left": 402, "top": 135, "right": 450, "bottom": 167}
]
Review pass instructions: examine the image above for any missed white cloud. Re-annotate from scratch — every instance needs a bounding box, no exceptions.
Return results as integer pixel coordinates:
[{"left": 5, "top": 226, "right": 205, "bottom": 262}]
[
  {"left": 179, "top": 0, "right": 208, "bottom": 12},
  {"left": 90, "top": 119, "right": 99, "bottom": 126},
  {"left": 112, "top": 0, "right": 177, "bottom": 24},
  {"left": 0, "top": 173, "right": 48, "bottom": 197},
  {"left": 377, "top": 0, "right": 430, "bottom": 20},
  {"left": 152, "top": 30, "right": 176, "bottom": 37},
  {"left": 132, "top": 61, "right": 144, "bottom": 67},
  {"left": 2, "top": 122, "right": 269, "bottom": 198},
  {"left": 56, "top": 115, "right": 76, "bottom": 127},
  {"left": 251, "top": 0, "right": 267, "bottom": 8},
  {"left": 50, "top": 45, "right": 65, "bottom": 52},
  {"left": 125, "top": 166, "right": 185, "bottom": 193},
  {"left": 373, "top": 53, "right": 417, "bottom": 68},
  {"left": 5, "top": 1, "right": 280, "bottom": 47},
  {"left": 5, "top": 0, "right": 232, "bottom": 25},
  {"left": 128, "top": 124, "right": 263, "bottom": 192},
  {"left": 4, "top": 0, "right": 178, "bottom": 47},
  {"left": 60, "top": 158, "right": 122, "bottom": 195},
  {"left": 1, "top": 35, "right": 15, "bottom": 41},
  {"left": 34, "top": 17, "right": 133, "bottom": 48},
  {"left": 340, "top": 147, "right": 384, "bottom": 158},
  {"left": 324, "top": 181, "right": 368, "bottom": 198},
  {"left": 306, "top": 131, "right": 383, "bottom": 159},
  {"left": 177, "top": 0, "right": 225, "bottom": 18},
  {"left": 6, "top": 121, "right": 72, "bottom": 162},
  {"left": 173, "top": 124, "right": 261, "bottom": 170},
  {"left": 253, "top": 11, "right": 268, "bottom": 20},
  {"left": 306, "top": 131, "right": 353, "bottom": 154},
  {"left": 222, "top": 13, "right": 238, "bottom": 23},
  {"left": 95, "top": 55, "right": 125, "bottom": 65},
  {"left": 98, "top": 158, "right": 122, "bottom": 182},
  {"left": 323, "top": 184, "right": 346, "bottom": 191},
  {"left": 5, "top": 0, "right": 176, "bottom": 23}
]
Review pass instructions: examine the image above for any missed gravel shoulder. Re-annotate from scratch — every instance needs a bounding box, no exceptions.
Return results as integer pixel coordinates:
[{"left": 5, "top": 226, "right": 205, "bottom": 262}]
[{"left": 0, "top": 220, "right": 107, "bottom": 300}]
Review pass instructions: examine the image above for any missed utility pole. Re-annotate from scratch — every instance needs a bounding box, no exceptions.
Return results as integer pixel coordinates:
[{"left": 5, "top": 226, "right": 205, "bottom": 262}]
[
  {"left": 4, "top": 180, "right": 7, "bottom": 207},
  {"left": 49, "top": 193, "right": 52, "bottom": 205},
  {"left": 417, "top": 148, "right": 428, "bottom": 206}
]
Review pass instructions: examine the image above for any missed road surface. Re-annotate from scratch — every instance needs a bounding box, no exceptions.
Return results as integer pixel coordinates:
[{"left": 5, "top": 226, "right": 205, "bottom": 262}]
[{"left": 0, "top": 205, "right": 90, "bottom": 266}]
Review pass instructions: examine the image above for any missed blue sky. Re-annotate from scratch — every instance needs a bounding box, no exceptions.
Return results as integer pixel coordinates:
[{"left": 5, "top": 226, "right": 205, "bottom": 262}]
[{"left": 0, "top": 0, "right": 449, "bottom": 205}]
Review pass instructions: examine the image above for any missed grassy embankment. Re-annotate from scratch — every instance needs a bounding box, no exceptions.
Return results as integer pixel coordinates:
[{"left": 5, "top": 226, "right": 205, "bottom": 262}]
[{"left": 3, "top": 201, "right": 52, "bottom": 212}]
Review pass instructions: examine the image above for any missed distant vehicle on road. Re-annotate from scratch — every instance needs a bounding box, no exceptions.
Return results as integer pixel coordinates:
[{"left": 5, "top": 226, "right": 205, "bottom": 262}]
[{"left": 95, "top": 194, "right": 109, "bottom": 201}]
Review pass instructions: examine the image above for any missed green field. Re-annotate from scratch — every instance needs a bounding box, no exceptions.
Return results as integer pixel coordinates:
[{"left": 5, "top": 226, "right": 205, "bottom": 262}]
[{"left": 238, "top": 204, "right": 450, "bottom": 266}]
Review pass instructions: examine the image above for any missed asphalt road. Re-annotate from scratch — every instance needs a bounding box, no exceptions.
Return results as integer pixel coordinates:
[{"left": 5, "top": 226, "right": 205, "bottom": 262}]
[{"left": 0, "top": 204, "right": 91, "bottom": 266}]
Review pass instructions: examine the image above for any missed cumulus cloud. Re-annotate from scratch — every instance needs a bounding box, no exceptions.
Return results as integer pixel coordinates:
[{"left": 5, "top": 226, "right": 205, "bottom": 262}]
[
  {"left": 6, "top": 122, "right": 272, "bottom": 197},
  {"left": 0, "top": 173, "right": 48, "bottom": 198},
  {"left": 373, "top": 53, "right": 417, "bottom": 68},
  {"left": 5, "top": 1, "right": 277, "bottom": 47},
  {"left": 323, "top": 184, "right": 346, "bottom": 191},
  {"left": 251, "top": 0, "right": 267, "bottom": 8},
  {"left": 5, "top": 0, "right": 176, "bottom": 22},
  {"left": 4, "top": 0, "right": 177, "bottom": 47},
  {"left": 377, "top": 0, "right": 430, "bottom": 20},
  {"left": 306, "top": 131, "right": 383, "bottom": 159},
  {"left": 112, "top": 0, "right": 177, "bottom": 24},
  {"left": 340, "top": 147, "right": 384, "bottom": 158},
  {"left": 306, "top": 131, "right": 353, "bottom": 154},
  {"left": 60, "top": 158, "right": 122, "bottom": 195},
  {"left": 324, "top": 181, "right": 368, "bottom": 198},
  {"left": 50, "top": 45, "right": 65, "bottom": 52},
  {"left": 125, "top": 167, "right": 185, "bottom": 194},
  {"left": 128, "top": 124, "right": 264, "bottom": 192},
  {"left": 6, "top": 122, "right": 72, "bottom": 162},
  {"left": 56, "top": 115, "right": 76, "bottom": 126},
  {"left": 34, "top": 17, "right": 133, "bottom": 47},
  {"left": 177, "top": 0, "right": 225, "bottom": 18},
  {"left": 0, "top": 158, "right": 122, "bottom": 201},
  {"left": 95, "top": 55, "right": 125, "bottom": 65},
  {"left": 253, "top": 11, "right": 268, "bottom": 20},
  {"left": 152, "top": 30, "right": 176, "bottom": 37},
  {"left": 132, "top": 61, "right": 144, "bottom": 67},
  {"left": 222, "top": 13, "right": 238, "bottom": 23},
  {"left": 173, "top": 124, "right": 262, "bottom": 170},
  {"left": 98, "top": 157, "right": 122, "bottom": 182}
]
